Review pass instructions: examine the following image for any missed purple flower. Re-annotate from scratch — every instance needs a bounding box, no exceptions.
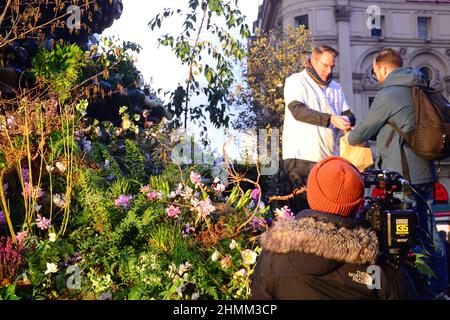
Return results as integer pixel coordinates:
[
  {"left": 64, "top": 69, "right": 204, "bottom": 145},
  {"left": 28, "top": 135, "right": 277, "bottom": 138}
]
[
  {"left": 22, "top": 183, "right": 44, "bottom": 198},
  {"left": 114, "top": 195, "right": 134, "bottom": 209},
  {"left": 35, "top": 214, "right": 52, "bottom": 230},
  {"left": 182, "top": 223, "right": 195, "bottom": 238},
  {"left": 21, "top": 169, "right": 30, "bottom": 184},
  {"left": 166, "top": 205, "right": 181, "bottom": 218},
  {"left": 250, "top": 217, "right": 266, "bottom": 230},
  {"left": 0, "top": 211, "right": 6, "bottom": 225},
  {"left": 189, "top": 171, "right": 203, "bottom": 188},
  {"left": 250, "top": 188, "right": 260, "bottom": 201}
]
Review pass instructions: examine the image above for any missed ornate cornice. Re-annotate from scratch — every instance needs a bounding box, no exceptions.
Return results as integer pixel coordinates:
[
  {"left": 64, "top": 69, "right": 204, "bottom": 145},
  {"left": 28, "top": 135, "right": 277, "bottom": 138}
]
[{"left": 335, "top": 5, "right": 352, "bottom": 22}]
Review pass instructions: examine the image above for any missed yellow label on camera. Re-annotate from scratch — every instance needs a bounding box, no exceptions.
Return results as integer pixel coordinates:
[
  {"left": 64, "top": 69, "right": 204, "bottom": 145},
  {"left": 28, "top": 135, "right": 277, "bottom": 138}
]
[{"left": 396, "top": 224, "right": 409, "bottom": 235}]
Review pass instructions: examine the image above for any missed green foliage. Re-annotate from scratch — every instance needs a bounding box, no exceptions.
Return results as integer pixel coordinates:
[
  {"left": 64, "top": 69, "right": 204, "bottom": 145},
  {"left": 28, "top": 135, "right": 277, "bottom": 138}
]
[
  {"left": 72, "top": 167, "right": 112, "bottom": 232},
  {"left": 149, "top": 175, "right": 170, "bottom": 196},
  {"left": 148, "top": 222, "right": 182, "bottom": 254},
  {"left": 96, "top": 37, "right": 144, "bottom": 89},
  {"left": 415, "top": 253, "right": 436, "bottom": 278},
  {"left": 149, "top": 0, "right": 251, "bottom": 134},
  {"left": 108, "top": 179, "right": 131, "bottom": 198},
  {"left": 49, "top": 130, "right": 81, "bottom": 161},
  {"left": 0, "top": 285, "right": 20, "bottom": 300},
  {"left": 124, "top": 139, "right": 146, "bottom": 186},
  {"left": 30, "top": 44, "right": 86, "bottom": 100},
  {"left": 233, "top": 25, "right": 312, "bottom": 130}
]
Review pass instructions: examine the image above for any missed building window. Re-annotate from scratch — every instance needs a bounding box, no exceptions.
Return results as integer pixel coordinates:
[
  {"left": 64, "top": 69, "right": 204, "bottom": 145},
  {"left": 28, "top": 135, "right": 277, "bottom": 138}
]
[
  {"left": 368, "top": 96, "right": 375, "bottom": 109},
  {"left": 295, "top": 15, "right": 309, "bottom": 29},
  {"left": 417, "top": 17, "right": 431, "bottom": 40},
  {"left": 370, "top": 16, "right": 384, "bottom": 37}
]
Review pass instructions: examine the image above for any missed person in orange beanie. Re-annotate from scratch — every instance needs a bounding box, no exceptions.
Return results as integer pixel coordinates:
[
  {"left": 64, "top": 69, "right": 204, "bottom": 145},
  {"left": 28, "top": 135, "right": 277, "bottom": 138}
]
[{"left": 251, "top": 156, "right": 421, "bottom": 300}]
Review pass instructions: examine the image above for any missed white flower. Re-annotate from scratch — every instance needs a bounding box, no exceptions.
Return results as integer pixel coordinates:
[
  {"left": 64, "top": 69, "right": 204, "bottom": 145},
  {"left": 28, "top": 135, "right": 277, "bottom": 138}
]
[
  {"left": 241, "top": 249, "right": 258, "bottom": 265},
  {"left": 176, "top": 284, "right": 186, "bottom": 297},
  {"left": 45, "top": 262, "right": 58, "bottom": 274},
  {"left": 55, "top": 161, "right": 66, "bottom": 173},
  {"left": 214, "top": 177, "right": 221, "bottom": 184},
  {"left": 211, "top": 250, "right": 220, "bottom": 262},
  {"left": 178, "top": 261, "right": 192, "bottom": 275},
  {"left": 35, "top": 204, "right": 42, "bottom": 213},
  {"left": 53, "top": 193, "right": 66, "bottom": 208},
  {"left": 191, "top": 292, "right": 200, "bottom": 300},
  {"left": 213, "top": 182, "right": 226, "bottom": 193},
  {"left": 229, "top": 239, "right": 237, "bottom": 250},
  {"left": 233, "top": 268, "right": 247, "bottom": 279},
  {"left": 168, "top": 191, "right": 177, "bottom": 199},
  {"left": 49, "top": 232, "right": 57, "bottom": 242}
]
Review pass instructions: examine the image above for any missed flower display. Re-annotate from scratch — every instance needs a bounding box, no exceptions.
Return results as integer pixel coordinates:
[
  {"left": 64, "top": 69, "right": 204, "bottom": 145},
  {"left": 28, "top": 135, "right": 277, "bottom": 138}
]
[{"left": 114, "top": 195, "right": 134, "bottom": 209}]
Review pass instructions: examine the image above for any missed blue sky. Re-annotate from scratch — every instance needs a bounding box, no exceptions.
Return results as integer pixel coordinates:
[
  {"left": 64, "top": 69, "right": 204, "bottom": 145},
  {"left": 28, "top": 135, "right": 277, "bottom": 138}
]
[{"left": 102, "top": 0, "right": 261, "bottom": 159}]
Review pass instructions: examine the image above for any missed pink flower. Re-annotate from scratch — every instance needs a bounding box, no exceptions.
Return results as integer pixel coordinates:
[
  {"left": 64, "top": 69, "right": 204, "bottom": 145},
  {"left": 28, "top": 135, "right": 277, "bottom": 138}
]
[
  {"left": 146, "top": 192, "right": 161, "bottom": 201},
  {"left": 114, "top": 195, "right": 134, "bottom": 209},
  {"left": 140, "top": 185, "right": 151, "bottom": 194},
  {"left": 36, "top": 214, "right": 52, "bottom": 230},
  {"left": 274, "top": 205, "right": 294, "bottom": 221},
  {"left": 22, "top": 183, "right": 44, "bottom": 198},
  {"left": 250, "top": 188, "right": 260, "bottom": 201},
  {"left": 16, "top": 231, "right": 28, "bottom": 244},
  {"left": 195, "top": 198, "right": 215, "bottom": 219},
  {"left": 220, "top": 255, "right": 233, "bottom": 270},
  {"left": 189, "top": 171, "right": 203, "bottom": 188},
  {"left": 166, "top": 205, "right": 181, "bottom": 218}
]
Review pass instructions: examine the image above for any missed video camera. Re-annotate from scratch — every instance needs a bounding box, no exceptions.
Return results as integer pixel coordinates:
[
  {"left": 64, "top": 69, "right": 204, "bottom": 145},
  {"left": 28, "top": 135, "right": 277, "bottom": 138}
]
[{"left": 361, "top": 169, "right": 419, "bottom": 258}]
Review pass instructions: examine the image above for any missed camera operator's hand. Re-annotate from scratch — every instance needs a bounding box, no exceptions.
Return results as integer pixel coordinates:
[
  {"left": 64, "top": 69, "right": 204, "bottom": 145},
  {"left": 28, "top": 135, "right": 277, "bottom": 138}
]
[{"left": 331, "top": 115, "right": 351, "bottom": 131}]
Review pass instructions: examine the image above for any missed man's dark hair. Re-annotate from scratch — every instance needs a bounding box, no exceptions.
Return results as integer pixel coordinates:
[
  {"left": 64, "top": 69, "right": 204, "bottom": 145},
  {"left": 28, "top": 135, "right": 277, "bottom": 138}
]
[
  {"left": 374, "top": 48, "right": 403, "bottom": 68},
  {"left": 311, "top": 45, "right": 339, "bottom": 59}
]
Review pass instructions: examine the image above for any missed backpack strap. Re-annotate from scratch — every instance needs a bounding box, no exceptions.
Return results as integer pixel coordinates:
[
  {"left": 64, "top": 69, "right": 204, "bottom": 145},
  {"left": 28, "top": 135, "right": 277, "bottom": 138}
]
[
  {"left": 386, "top": 122, "right": 411, "bottom": 147},
  {"left": 399, "top": 141, "right": 411, "bottom": 182},
  {"left": 385, "top": 123, "right": 411, "bottom": 181}
]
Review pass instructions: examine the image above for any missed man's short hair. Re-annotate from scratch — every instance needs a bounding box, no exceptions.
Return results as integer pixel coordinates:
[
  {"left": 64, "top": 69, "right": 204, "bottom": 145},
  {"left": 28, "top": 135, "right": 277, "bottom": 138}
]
[
  {"left": 374, "top": 48, "right": 403, "bottom": 68},
  {"left": 311, "top": 45, "right": 339, "bottom": 59}
]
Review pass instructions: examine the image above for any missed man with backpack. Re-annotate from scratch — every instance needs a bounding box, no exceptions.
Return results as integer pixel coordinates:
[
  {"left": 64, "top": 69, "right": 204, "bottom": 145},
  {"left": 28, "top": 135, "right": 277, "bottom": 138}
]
[{"left": 347, "top": 48, "right": 448, "bottom": 298}]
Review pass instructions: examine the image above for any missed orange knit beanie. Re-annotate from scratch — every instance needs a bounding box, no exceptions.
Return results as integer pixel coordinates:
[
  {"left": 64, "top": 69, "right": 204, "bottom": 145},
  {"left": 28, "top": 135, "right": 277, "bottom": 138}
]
[{"left": 307, "top": 156, "right": 365, "bottom": 217}]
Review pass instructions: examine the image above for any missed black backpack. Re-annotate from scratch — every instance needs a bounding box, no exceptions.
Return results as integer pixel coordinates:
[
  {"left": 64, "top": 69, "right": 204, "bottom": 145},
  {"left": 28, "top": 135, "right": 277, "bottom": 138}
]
[{"left": 387, "top": 86, "right": 450, "bottom": 179}]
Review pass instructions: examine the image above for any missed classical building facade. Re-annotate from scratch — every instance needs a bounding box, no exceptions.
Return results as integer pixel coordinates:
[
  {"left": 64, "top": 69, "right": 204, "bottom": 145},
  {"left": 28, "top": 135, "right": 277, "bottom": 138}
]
[{"left": 255, "top": 0, "right": 450, "bottom": 202}]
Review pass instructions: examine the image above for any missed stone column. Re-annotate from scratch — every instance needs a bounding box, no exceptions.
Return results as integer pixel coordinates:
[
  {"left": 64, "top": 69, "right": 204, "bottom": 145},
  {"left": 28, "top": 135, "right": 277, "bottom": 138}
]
[{"left": 335, "top": 5, "right": 354, "bottom": 107}]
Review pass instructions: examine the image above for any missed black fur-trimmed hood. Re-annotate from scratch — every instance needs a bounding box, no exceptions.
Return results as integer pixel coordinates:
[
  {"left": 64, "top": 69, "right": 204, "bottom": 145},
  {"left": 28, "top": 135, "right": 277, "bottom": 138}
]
[{"left": 261, "top": 210, "right": 379, "bottom": 266}]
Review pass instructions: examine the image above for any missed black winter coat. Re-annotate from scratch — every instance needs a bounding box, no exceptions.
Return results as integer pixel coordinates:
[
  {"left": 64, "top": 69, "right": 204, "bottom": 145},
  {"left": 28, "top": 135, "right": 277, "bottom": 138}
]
[{"left": 251, "top": 210, "right": 420, "bottom": 300}]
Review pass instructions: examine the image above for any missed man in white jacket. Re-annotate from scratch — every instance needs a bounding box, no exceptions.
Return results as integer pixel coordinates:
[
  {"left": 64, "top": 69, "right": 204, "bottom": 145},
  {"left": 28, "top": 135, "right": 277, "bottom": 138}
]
[{"left": 282, "top": 45, "right": 355, "bottom": 212}]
